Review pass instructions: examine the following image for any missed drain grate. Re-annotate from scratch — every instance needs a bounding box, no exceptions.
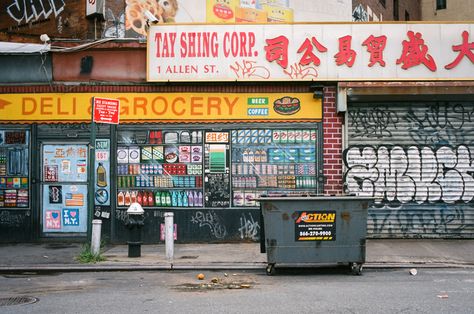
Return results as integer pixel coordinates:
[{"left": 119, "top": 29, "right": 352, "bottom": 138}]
[{"left": 0, "top": 296, "right": 39, "bottom": 307}]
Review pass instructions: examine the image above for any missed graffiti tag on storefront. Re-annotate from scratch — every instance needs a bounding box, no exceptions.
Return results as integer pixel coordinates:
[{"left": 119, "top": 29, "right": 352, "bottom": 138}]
[{"left": 344, "top": 145, "right": 474, "bottom": 204}]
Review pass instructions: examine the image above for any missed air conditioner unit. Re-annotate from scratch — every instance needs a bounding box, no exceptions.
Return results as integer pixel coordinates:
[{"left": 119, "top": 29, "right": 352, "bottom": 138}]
[{"left": 86, "top": 0, "right": 105, "bottom": 19}]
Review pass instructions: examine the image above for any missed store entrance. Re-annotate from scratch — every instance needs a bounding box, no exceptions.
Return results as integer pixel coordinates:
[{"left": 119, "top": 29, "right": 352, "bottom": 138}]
[{"left": 40, "top": 142, "right": 89, "bottom": 237}]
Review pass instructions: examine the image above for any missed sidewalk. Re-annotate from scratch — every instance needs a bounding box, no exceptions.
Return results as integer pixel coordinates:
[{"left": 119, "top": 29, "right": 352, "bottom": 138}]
[{"left": 0, "top": 239, "right": 473, "bottom": 273}]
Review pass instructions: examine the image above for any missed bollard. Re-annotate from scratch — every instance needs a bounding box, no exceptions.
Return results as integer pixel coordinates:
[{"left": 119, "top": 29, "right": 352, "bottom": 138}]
[
  {"left": 164, "top": 212, "right": 174, "bottom": 261},
  {"left": 91, "top": 219, "right": 102, "bottom": 256}
]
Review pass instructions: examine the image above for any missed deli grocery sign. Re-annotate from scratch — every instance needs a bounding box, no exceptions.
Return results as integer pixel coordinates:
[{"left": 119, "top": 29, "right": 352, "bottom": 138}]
[{"left": 147, "top": 23, "right": 474, "bottom": 82}]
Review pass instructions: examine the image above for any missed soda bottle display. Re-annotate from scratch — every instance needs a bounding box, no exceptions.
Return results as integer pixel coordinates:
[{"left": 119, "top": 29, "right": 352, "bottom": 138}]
[
  {"left": 161, "top": 191, "right": 167, "bottom": 207},
  {"left": 117, "top": 191, "right": 125, "bottom": 206},
  {"left": 137, "top": 191, "right": 143, "bottom": 205},
  {"left": 182, "top": 191, "right": 188, "bottom": 207},
  {"left": 172, "top": 191, "right": 178, "bottom": 207},
  {"left": 155, "top": 191, "right": 161, "bottom": 206},
  {"left": 188, "top": 191, "right": 194, "bottom": 207},
  {"left": 165, "top": 191, "right": 172, "bottom": 207},
  {"left": 148, "top": 191, "right": 154, "bottom": 206}
]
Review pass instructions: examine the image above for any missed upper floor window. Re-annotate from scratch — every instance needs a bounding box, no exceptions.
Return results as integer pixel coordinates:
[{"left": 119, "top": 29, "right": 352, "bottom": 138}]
[
  {"left": 393, "top": 0, "right": 399, "bottom": 20},
  {"left": 437, "top": 0, "right": 447, "bottom": 10}
]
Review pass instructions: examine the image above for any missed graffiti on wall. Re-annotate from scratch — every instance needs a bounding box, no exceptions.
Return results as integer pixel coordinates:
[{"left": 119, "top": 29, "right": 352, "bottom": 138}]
[
  {"left": 238, "top": 212, "right": 260, "bottom": 240},
  {"left": 348, "top": 107, "right": 399, "bottom": 139},
  {"left": 190, "top": 210, "right": 227, "bottom": 239},
  {"left": 7, "top": 0, "right": 66, "bottom": 24},
  {"left": 405, "top": 103, "right": 474, "bottom": 146},
  {"left": 369, "top": 205, "right": 466, "bottom": 236},
  {"left": 344, "top": 145, "right": 474, "bottom": 204},
  {"left": 349, "top": 103, "right": 474, "bottom": 145},
  {"left": 345, "top": 102, "right": 474, "bottom": 236}
]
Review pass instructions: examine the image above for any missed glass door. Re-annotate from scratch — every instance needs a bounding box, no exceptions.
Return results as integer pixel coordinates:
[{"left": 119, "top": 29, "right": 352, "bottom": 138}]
[{"left": 40, "top": 143, "right": 88, "bottom": 235}]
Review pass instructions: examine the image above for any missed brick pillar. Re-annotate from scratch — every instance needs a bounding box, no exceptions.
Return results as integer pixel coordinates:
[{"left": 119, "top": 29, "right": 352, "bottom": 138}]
[{"left": 322, "top": 86, "right": 344, "bottom": 196}]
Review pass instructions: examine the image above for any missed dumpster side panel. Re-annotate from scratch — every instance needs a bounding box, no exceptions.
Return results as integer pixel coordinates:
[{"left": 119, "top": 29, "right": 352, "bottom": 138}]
[{"left": 261, "top": 197, "right": 370, "bottom": 266}]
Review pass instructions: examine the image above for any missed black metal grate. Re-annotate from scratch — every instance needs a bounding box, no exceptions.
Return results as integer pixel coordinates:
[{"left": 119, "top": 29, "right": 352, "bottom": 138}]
[{"left": 0, "top": 296, "right": 39, "bottom": 307}]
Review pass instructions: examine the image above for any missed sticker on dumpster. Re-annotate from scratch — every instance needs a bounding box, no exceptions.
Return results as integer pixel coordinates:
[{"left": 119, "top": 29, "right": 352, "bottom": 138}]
[{"left": 295, "top": 211, "right": 336, "bottom": 241}]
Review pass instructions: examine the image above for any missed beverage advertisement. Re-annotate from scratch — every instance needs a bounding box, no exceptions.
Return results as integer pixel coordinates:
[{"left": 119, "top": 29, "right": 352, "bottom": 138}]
[{"left": 95, "top": 139, "right": 111, "bottom": 207}]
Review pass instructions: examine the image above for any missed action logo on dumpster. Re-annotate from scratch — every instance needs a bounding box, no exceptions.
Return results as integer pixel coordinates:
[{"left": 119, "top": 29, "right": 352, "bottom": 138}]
[{"left": 295, "top": 211, "right": 336, "bottom": 241}]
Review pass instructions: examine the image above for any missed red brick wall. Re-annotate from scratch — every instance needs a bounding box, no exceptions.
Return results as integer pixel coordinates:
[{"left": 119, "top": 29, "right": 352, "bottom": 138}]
[{"left": 323, "top": 86, "right": 344, "bottom": 196}]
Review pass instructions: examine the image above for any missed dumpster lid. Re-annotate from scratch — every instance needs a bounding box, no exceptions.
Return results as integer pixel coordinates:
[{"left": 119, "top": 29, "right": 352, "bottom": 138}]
[{"left": 256, "top": 194, "right": 376, "bottom": 201}]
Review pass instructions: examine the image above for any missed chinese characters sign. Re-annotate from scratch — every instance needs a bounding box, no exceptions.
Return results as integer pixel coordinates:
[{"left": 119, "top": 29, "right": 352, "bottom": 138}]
[{"left": 147, "top": 23, "right": 474, "bottom": 81}]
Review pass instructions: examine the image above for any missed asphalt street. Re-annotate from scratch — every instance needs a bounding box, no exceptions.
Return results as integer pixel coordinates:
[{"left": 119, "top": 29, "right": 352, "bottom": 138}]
[{"left": 1, "top": 268, "right": 473, "bottom": 313}]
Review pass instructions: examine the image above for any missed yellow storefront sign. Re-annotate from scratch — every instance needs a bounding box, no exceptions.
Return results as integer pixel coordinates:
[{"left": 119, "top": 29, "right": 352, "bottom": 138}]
[{"left": 0, "top": 93, "right": 321, "bottom": 123}]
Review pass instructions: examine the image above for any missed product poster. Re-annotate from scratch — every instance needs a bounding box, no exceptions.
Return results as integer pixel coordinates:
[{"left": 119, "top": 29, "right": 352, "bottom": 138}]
[
  {"left": 94, "top": 139, "right": 110, "bottom": 206},
  {"left": 42, "top": 184, "right": 88, "bottom": 233},
  {"left": 42, "top": 144, "right": 88, "bottom": 182}
]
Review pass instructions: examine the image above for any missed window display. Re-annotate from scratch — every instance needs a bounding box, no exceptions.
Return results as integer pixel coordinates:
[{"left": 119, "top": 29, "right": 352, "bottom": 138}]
[
  {"left": 0, "top": 130, "right": 30, "bottom": 208},
  {"left": 116, "top": 125, "right": 320, "bottom": 209},
  {"left": 117, "top": 129, "right": 204, "bottom": 208},
  {"left": 231, "top": 128, "right": 318, "bottom": 207}
]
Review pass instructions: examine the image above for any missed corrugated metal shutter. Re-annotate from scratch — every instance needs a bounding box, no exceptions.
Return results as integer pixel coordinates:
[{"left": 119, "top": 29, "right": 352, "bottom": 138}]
[{"left": 345, "top": 101, "right": 474, "bottom": 238}]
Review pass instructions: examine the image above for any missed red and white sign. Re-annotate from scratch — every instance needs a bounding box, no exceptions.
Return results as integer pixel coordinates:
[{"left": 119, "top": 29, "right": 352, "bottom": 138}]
[
  {"left": 93, "top": 97, "right": 120, "bottom": 124},
  {"left": 147, "top": 23, "right": 474, "bottom": 82}
]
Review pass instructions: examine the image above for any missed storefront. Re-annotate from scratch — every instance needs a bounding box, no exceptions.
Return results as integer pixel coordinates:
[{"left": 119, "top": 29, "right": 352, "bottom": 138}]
[{"left": 0, "top": 88, "right": 323, "bottom": 243}]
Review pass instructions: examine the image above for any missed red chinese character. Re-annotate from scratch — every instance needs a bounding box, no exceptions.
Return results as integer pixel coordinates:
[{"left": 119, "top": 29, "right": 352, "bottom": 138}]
[
  {"left": 362, "top": 35, "right": 387, "bottom": 67},
  {"left": 265, "top": 35, "right": 289, "bottom": 69},
  {"left": 396, "top": 31, "right": 437, "bottom": 71},
  {"left": 445, "top": 31, "right": 474, "bottom": 69},
  {"left": 297, "top": 37, "right": 327, "bottom": 66},
  {"left": 334, "top": 35, "right": 356, "bottom": 67}
]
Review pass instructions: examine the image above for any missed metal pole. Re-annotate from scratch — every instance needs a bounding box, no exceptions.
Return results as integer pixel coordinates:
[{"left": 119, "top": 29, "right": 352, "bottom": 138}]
[
  {"left": 87, "top": 98, "right": 96, "bottom": 241},
  {"left": 164, "top": 212, "right": 174, "bottom": 261},
  {"left": 91, "top": 219, "right": 102, "bottom": 255}
]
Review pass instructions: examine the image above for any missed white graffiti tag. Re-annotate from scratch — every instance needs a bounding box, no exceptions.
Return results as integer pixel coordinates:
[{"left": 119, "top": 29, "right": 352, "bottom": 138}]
[
  {"left": 344, "top": 145, "right": 474, "bottom": 204},
  {"left": 7, "top": 0, "right": 66, "bottom": 24},
  {"left": 191, "top": 211, "right": 227, "bottom": 239},
  {"left": 238, "top": 213, "right": 260, "bottom": 240}
]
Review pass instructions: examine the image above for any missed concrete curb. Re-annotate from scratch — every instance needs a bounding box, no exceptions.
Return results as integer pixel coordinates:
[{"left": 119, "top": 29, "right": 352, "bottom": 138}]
[{"left": 1, "top": 262, "right": 472, "bottom": 273}]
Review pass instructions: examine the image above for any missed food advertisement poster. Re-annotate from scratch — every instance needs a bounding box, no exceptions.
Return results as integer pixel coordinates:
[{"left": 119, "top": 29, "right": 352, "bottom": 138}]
[
  {"left": 124, "top": 0, "right": 350, "bottom": 38},
  {"left": 42, "top": 184, "right": 87, "bottom": 233}
]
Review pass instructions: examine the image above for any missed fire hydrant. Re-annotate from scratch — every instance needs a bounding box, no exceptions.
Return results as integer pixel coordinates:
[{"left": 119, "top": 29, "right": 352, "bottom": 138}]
[{"left": 125, "top": 202, "right": 145, "bottom": 257}]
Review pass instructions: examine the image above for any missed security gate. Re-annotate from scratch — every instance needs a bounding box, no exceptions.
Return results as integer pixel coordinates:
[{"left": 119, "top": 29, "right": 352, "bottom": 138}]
[{"left": 345, "top": 100, "right": 474, "bottom": 239}]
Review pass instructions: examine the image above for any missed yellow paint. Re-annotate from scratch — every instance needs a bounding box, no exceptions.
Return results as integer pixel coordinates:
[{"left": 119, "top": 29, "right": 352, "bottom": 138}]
[{"left": 0, "top": 93, "right": 321, "bottom": 123}]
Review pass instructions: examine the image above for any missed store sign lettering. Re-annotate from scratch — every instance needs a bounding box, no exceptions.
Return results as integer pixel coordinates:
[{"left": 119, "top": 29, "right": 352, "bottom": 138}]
[
  {"left": 0, "top": 93, "right": 321, "bottom": 123},
  {"left": 148, "top": 23, "right": 474, "bottom": 81}
]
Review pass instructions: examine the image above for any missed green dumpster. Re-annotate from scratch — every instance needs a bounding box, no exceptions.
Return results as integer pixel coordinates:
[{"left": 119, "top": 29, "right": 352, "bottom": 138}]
[{"left": 259, "top": 196, "right": 373, "bottom": 275}]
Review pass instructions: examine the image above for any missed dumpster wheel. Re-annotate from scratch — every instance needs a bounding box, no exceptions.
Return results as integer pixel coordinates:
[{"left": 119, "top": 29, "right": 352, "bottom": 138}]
[
  {"left": 266, "top": 263, "right": 276, "bottom": 276},
  {"left": 350, "top": 262, "right": 363, "bottom": 276}
]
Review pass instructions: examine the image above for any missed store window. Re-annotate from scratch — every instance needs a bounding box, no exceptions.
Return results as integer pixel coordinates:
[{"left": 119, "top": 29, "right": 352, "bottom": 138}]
[
  {"left": 116, "top": 125, "right": 321, "bottom": 209},
  {"left": 117, "top": 128, "right": 204, "bottom": 208},
  {"left": 0, "top": 129, "right": 30, "bottom": 208},
  {"left": 231, "top": 128, "right": 318, "bottom": 207}
]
